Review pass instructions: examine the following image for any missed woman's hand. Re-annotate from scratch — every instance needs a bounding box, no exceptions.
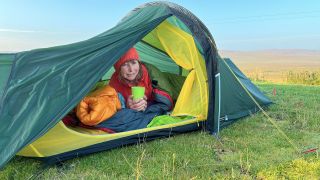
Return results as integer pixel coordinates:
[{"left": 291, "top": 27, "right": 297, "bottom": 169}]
[{"left": 127, "top": 95, "right": 147, "bottom": 111}]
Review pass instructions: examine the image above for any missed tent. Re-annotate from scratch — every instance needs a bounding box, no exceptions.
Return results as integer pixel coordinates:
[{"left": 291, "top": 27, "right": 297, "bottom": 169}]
[{"left": 0, "top": 2, "right": 272, "bottom": 169}]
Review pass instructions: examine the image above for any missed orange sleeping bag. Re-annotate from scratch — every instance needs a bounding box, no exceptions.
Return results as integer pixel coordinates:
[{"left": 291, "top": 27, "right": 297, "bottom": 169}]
[{"left": 76, "top": 85, "right": 122, "bottom": 126}]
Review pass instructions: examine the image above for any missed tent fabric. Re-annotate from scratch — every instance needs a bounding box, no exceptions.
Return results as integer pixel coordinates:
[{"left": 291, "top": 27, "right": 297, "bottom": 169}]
[
  {"left": 0, "top": 53, "right": 15, "bottom": 98},
  {"left": 136, "top": 41, "right": 180, "bottom": 74},
  {"left": 164, "top": 6, "right": 218, "bottom": 132},
  {"left": 147, "top": 115, "right": 193, "bottom": 127},
  {"left": 144, "top": 62, "right": 186, "bottom": 101},
  {"left": 39, "top": 122, "right": 202, "bottom": 165},
  {"left": 17, "top": 119, "right": 203, "bottom": 158},
  {"left": 218, "top": 58, "right": 272, "bottom": 127},
  {"left": 143, "top": 20, "right": 208, "bottom": 118}
]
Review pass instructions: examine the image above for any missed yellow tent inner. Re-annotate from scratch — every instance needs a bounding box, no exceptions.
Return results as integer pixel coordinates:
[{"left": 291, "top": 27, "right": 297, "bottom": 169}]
[{"left": 143, "top": 20, "right": 208, "bottom": 119}]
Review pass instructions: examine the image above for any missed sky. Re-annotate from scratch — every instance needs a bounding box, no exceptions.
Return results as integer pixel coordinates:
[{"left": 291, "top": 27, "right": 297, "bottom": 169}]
[{"left": 1, "top": 0, "right": 320, "bottom": 52}]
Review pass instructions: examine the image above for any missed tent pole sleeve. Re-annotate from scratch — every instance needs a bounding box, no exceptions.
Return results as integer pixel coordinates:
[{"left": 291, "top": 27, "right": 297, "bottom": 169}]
[{"left": 214, "top": 73, "right": 221, "bottom": 133}]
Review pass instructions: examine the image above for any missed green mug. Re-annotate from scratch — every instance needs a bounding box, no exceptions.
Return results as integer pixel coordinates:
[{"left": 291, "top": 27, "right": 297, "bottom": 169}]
[{"left": 132, "top": 86, "right": 145, "bottom": 100}]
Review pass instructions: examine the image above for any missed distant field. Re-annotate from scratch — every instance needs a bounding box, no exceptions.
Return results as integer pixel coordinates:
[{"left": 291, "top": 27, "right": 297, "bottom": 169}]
[{"left": 220, "top": 50, "right": 320, "bottom": 84}]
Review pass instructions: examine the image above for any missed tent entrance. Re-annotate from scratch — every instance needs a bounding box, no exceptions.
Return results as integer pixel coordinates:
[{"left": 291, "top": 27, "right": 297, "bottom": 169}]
[
  {"left": 100, "top": 16, "right": 209, "bottom": 119},
  {"left": 16, "top": 59, "right": 201, "bottom": 158},
  {"left": 141, "top": 19, "right": 208, "bottom": 119}
]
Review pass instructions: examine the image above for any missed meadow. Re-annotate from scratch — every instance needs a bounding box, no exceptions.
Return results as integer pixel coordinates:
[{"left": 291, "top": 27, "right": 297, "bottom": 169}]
[
  {"left": 1, "top": 50, "right": 320, "bottom": 179},
  {"left": 1, "top": 83, "right": 320, "bottom": 179}
]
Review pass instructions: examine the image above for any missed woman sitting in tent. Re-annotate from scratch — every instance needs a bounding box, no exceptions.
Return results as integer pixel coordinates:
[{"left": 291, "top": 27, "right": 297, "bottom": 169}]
[
  {"left": 109, "top": 47, "right": 173, "bottom": 112},
  {"left": 76, "top": 47, "right": 173, "bottom": 132}
]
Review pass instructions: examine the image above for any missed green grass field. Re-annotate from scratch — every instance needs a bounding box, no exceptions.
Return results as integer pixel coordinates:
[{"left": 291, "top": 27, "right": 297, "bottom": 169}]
[{"left": 1, "top": 83, "right": 320, "bottom": 179}]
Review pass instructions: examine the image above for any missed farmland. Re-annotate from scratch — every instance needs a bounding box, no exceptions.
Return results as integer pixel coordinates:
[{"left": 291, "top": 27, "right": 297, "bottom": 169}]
[{"left": 220, "top": 49, "right": 320, "bottom": 85}]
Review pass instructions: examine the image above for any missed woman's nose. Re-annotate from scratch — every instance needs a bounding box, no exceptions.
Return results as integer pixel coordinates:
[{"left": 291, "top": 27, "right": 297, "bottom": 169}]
[{"left": 127, "top": 64, "right": 133, "bottom": 72}]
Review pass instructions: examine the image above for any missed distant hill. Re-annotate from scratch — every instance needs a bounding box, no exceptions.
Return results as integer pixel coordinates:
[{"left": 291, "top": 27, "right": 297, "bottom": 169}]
[
  {"left": 219, "top": 49, "right": 320, "bottom": 83},
  {"left": 0, "top": 51, "right": 16, "bottom": 54},
  {"left": 220, "top": 49, "right": 320, "bottom": 71}
]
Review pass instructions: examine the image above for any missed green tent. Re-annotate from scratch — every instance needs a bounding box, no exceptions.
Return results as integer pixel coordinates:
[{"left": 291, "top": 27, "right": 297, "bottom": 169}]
[{"left": 0, "top": 2, "right": 271, "bottom": 169}]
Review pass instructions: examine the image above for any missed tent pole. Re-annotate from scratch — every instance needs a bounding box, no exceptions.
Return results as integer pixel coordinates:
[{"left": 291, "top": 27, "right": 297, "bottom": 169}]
[{"left": 215, "top": 73, "right": 221, "bottom": 134}]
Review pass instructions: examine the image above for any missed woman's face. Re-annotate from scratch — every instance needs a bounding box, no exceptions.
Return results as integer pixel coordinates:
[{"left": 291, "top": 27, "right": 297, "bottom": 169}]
[{"left": 120, "top": 60, "right": 140, "bottom": 81}]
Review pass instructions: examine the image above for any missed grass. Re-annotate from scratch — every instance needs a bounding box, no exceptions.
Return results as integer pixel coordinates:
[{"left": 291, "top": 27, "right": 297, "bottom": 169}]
[
  {"left": 257, "top": 158, "right": 320, "bottom": 179},
  {"left": 1, "top": 83, "right": 320, "bottom": 179}
]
